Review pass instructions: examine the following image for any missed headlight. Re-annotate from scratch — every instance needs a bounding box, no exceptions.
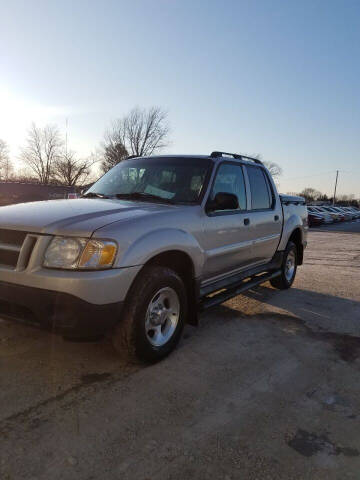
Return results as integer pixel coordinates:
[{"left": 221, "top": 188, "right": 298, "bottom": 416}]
[{"left": 44, "top": 236, "right": 117, "bottom": 270}]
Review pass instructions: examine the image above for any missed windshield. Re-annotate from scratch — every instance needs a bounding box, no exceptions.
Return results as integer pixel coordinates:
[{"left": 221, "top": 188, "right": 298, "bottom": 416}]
[{"left": 86, "top": 157, "right": 212, "bottom": 204}]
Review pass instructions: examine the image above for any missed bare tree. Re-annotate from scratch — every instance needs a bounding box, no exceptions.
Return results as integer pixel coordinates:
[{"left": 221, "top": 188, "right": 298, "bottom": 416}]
[
  {"left": 12, "top": 167, "right": 38, "bottom": 183},
  {"left": 263, "top": 161, "right": 282, "bottom": 178},
  {"left": 20, "top": 123, "right": 63, "bottom": 184},
  {"left": 0, "top": 139, "right": 8, "bottom": 163},
  {"left": 101, "top": 141, "right": 128, "bottom": 173},
  {"left": 105, "top": 106, "right": 170, "bottom": 160},
  {"left": 300, "top": 187, "right": 322, "bottom": 202},
  {"left": 52, "top": 150, "right": 97, "bottom": 186},
  {"left": 337, "top": 193, "right": 355, "bottom": 202},
  {"left": 249, "top": 154, "right": 282, "bottom": 179},
  {"left": 0, "top": 139, "right": 14, "bottom": 180}
]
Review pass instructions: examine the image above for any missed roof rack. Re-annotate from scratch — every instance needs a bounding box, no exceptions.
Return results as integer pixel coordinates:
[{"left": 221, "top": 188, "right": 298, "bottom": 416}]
[{"left": 210, "top": 151, "right": 263, "bottom": 165}]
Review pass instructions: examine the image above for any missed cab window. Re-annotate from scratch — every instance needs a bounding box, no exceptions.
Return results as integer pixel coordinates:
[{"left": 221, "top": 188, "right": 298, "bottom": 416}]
[
  {"left": 246, "top": 166, "right": 272, "bottom": 210},
  {"left": 210, "top": 163, "right": 247, "bottom": 211}
]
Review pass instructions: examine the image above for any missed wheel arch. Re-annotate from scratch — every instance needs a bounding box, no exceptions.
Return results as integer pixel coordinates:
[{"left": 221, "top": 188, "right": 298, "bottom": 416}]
[
  {"left": 288, "top": 228, "right": 304, "bottom": 265},
  {"left": 128, "top": 249, "right": 199, "bottom": 326}
]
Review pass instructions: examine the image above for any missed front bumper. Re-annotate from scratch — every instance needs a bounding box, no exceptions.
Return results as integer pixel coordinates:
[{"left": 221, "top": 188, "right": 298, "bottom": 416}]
[{"left": 0, "top": 280, "right": 123, "bottom": 337}]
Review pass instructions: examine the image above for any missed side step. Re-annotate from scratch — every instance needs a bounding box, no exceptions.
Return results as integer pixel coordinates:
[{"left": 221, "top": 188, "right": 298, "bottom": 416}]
[{"left": 199, "top": 270, "right": 281, "bottom": 311}]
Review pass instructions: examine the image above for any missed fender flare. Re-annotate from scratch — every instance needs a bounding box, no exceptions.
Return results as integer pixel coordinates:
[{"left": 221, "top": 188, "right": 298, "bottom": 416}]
[
  {"left": 278, "top": 214, "right": 304, "bottom": 251},
  {"left": 117, "top": 228, "right": 205, "bottom": 278}
]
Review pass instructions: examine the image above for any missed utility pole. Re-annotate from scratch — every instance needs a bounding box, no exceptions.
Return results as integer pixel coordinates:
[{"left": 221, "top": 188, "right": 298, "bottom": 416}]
[{"left": 333, "top": 170, "right": 339, "bottom": 205}]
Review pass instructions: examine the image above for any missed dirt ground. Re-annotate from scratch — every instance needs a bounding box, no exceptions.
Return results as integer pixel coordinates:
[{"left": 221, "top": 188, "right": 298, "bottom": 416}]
[{"left": 1, "top": 221, "right": 360, "bottom": 480}]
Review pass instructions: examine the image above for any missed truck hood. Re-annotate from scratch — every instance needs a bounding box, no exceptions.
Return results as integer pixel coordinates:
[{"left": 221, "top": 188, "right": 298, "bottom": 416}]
[{"left": 0, "top": 198, "right": 176, "bottom": 237}]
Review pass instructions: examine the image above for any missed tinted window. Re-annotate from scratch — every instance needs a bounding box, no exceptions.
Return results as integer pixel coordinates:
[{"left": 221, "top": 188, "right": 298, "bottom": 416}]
[
  {"left": 210, "top": 163, "right": 247, "bottom": 211},
  {"left": 247, "top": 166, "right": 271, "bottom": 210}
]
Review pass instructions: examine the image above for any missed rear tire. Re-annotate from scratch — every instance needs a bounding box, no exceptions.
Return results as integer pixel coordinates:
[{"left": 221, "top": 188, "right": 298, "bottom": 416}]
[
  {"left": 112, "top": 266, "right": 187, "bottom": 363},
  {"left": 270, "top": 241, "right": 297, "bottom": 290}
]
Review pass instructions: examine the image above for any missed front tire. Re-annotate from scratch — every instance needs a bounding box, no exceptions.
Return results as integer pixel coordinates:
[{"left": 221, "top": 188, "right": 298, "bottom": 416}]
[
  {"left": 270, "top": 241, "right": 297, "bottom": 290},
  {"left": 112, "top": 266, "right": 187, "bottom": 363}
]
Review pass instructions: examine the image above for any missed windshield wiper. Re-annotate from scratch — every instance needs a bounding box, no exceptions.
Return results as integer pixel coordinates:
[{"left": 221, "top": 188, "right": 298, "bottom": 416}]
[
  {"left": 82, "top": 192, "right": 110, "bottom": 199},
  {"left": 115, "top": 192, "right": 175, "bottom": 204}
]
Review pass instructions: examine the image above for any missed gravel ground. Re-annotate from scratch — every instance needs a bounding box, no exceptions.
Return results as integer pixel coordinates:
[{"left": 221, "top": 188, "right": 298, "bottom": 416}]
[{"left": 1, "top": 221, "right": 360, "bottom": 479}]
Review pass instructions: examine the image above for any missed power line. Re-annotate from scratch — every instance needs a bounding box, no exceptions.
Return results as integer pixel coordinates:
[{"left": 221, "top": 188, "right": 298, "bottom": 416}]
[
  {"left": 337, "top": 170, "right": 360, "bottom": 176},
  {"left": 282, "top": 169, "right": 359, "bottom": 181}
]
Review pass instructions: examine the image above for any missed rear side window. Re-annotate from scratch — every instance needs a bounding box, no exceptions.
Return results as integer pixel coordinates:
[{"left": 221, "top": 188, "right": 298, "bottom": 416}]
[{"left": 246, "top": 166, "right": 272, "bottom": 210}]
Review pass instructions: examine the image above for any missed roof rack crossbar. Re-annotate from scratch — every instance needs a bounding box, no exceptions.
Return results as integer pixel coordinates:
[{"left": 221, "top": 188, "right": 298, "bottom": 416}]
[
  {"left": 210, "top": 151, "right": 263, "bottom": 165},
  {"left": 210, "top": 151, "right": 242, "bottom": 160}
]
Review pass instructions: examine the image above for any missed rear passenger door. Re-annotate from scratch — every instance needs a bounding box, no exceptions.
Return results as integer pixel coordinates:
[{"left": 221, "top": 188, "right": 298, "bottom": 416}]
[{"left": 245, "top": 166, "right": 282, "bottom": 264}]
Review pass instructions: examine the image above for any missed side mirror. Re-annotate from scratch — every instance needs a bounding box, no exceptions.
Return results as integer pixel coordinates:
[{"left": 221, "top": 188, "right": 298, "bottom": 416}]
[{"left": 207, "top": 192, "right": 239, "bottom": 212}]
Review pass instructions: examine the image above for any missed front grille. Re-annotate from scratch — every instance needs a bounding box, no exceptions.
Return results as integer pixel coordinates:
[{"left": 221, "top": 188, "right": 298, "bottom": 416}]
[
  {"left": 0, "top": 229, "right": 36, "bottom": 269},
  {"left": 0, "top": 249, "right": 19, "bottom": 268},
  {"left": 0, "top": 229, "right": 28, "bottom": 246}
]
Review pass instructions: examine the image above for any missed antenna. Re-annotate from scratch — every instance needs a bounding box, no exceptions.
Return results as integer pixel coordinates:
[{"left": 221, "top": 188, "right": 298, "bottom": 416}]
[{"left": 65, "top": 117, "right": 68, "bottom": 158}]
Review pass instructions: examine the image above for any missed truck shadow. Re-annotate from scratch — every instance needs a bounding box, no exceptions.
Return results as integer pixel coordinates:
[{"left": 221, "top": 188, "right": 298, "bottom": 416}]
[
  {"left": 205, "top": 285, "right": 360, "bottom": 366},
  {"left": 241, "top": 285, "right": 360, "bottom": 323}
]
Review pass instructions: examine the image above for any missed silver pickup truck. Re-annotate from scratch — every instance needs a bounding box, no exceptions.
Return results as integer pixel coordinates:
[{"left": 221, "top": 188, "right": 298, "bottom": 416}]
[{"left": 0, "top": 151, "right": 307, "bottom": 362}]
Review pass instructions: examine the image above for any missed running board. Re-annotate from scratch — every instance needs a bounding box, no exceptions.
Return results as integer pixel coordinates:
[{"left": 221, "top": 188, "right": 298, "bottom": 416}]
[{"left": 199, "top": 270, "right": 281, "bottom": 311}]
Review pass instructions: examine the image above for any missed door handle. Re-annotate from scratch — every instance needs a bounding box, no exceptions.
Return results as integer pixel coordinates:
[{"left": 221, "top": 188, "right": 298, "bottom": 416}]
[
  {"left": 274, "top": 215, "right": 279, "bottom": 221},
  {"left": 244, "top": 218, "right": 250, "bottom": 226}
]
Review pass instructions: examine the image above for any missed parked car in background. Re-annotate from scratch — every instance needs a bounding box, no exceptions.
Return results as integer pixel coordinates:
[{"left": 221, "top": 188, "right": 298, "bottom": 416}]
[
  {"left": 316, "top": 206, "right": 339, "bottom": 222},
  {"left": 308, "top": 212, "right": 324, "bottom": 227},
  {"left": 307, "top": 205, "right": 360, "bottom": 227},
  {"left": 340, "top": 207, "right": 359, "bottom": 220},
  {"left": 332, "top": 206, "right": 352, "bottom": 221},
  {"left": 307, "top": 206, "right": 333, "bottom": 224},
  {"left": 323, "top": 206, "right": 346, "bottom": 222},
  {"left": 347, "top": 207, "right": 360, "bottom": 219}
]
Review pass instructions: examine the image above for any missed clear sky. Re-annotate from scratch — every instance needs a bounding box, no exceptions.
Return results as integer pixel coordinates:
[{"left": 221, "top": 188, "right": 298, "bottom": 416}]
[{"left": 1, "top": 0, "right": 359, "bottom": 196}]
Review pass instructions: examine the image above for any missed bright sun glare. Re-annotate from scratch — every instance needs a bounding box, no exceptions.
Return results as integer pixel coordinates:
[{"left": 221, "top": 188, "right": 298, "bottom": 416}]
[{"left": 0, "top": 86, "right": 69, "bottom": 157}]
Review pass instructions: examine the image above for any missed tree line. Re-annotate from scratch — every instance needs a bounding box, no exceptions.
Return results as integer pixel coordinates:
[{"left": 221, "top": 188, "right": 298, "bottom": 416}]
[
  {"left": 293, "top": 187, "right": 359, "bottom": 207},
  {"left": 5, "top": 106, "right": 354, "bottom": 206},
  {"left": 0, "top": 106, "right": 170, "bottom": 186}
]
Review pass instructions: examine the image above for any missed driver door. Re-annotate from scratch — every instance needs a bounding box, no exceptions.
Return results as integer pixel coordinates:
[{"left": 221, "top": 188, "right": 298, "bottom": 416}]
[{"left": 200, "top": 162, "right": 257, "bottom": 282}]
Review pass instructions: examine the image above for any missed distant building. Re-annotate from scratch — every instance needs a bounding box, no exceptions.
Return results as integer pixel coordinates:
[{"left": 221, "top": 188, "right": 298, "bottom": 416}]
[{"left": 0, "top": 182, "right": 79, "bottom": 206}]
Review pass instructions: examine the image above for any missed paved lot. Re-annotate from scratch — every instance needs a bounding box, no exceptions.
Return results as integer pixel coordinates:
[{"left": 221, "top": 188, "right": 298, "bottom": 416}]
[{"left": 1, "top": 221, "right": 360, "bottom": 479}]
